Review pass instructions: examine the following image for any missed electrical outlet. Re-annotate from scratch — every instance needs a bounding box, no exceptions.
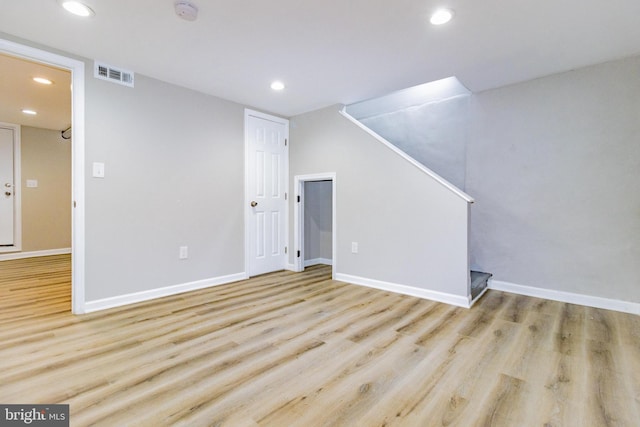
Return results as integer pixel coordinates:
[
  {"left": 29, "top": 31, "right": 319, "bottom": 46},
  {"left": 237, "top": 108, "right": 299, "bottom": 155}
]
[
  {"left": 179, "top": 246, "right": 188, "bottom": 259},
  {"left": 351, "top": 242, "right": 358, "bottom": 253}
]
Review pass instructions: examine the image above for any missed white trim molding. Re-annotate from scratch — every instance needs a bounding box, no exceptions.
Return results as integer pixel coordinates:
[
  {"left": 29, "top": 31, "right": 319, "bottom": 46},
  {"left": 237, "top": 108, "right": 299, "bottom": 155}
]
[
  {"left": 0, "top": 248, "right": 71, "bottom": 261},
  {"left": 338, "top": 106, "right": 474, "bottom": 204},
  {"left": 293, "top": 173, "right": 337, "bottom": 280},
  {"left": 285, "top": 263, "right": 297, "bottom": 272},
  {"left": 84, "top": 272, "right": 248, "bottom": 313},
  {"left": 336, "top": 273, "right": 470, "bottom": 308},
  {"left": 469, "top": 286, "right": 490, "bottom": 308},
  {"left": 489, "top": 279, "right": 640, "bottom": 316}
]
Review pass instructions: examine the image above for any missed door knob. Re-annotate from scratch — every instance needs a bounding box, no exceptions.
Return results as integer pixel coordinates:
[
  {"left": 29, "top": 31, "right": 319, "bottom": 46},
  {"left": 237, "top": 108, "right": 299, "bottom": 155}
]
[
  {"left": 4, "top": 183, "right": 11, "bottom": 188},
  {"left": 5, "top": 192, "right": 11, "bottom": 196},
  {"left": 250, "top": 201, "right": 258, "bottom": 207}
]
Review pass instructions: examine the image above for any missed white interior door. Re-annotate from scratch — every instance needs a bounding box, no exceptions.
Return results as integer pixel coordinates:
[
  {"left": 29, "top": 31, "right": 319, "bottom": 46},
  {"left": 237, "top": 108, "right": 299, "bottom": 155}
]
[
  {"left": 246, "top": 111, "right": 288, "bottom": 276},
  {"left": 0, "top": 126, "right": 15, "bottom": 246}
]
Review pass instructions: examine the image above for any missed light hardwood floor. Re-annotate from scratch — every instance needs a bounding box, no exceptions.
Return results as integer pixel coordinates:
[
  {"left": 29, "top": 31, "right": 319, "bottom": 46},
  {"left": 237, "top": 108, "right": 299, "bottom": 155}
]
[{"left": 0, "top": 255, "right": 638, "bottom": 426}]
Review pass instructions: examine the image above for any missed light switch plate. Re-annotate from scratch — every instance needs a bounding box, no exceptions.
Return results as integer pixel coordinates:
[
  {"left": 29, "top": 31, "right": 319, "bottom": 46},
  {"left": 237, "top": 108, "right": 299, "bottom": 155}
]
[
  {"left": 92, "top": 162, "right": 105, "bottom": 178},
  {"left": 179, "top": 246, "right": 188, "bottom": 259},
  {"left": 26, "top": 179, "right": 38, "bottom": 188}
]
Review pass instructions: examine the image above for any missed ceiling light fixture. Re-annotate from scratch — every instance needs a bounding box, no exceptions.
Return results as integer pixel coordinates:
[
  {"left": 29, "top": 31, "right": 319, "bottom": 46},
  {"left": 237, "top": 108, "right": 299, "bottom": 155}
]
[
  {"left": 270, "top": 81, "right": 285, "bottom": 91},
  {"left": 175, "top": 1, "right": 198, "bottom": 21},
  {"left": 430, "top": 8, "right": 454, "bottom": 25},
  {"left": 33, "top": 77, "right": 53, "bottom": 85},
  {"left": 22, "top": 109, "right": 38, "bottom": 115},
  {"left": 58, "top": 1, "right": 95, "bottom": 17}
]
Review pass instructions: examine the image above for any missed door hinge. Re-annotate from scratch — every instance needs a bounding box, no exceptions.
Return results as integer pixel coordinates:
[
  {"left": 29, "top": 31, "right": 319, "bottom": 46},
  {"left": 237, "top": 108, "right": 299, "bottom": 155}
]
[
  {"left": 297, "top": 250, "right": 301, "bottom": 258},
  {"left": 285, "top": 246, "right": 288, "bottom": 254},
  {"left": 285, "top": 138, "right": 288, "bottom": 146},
  {"left": 297, "top": 195, "right": 301, "bottom": 203},
  {"left": 285, "top": 192, "right": 287, "bottom": 200}
]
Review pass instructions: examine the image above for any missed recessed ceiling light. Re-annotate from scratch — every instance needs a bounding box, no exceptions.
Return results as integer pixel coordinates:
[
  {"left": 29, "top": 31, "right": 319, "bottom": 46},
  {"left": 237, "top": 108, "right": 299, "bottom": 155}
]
[
  {"left": 33, "top": 77, "right": 53, "bottom": 85},
  {"left": 58, "top": 1, "right": 95, "bottom": 17},
  {"left": 430, "top": 8, "right": 454, "bottom": 25},
  {"left": 22, "top": 109, "right": 38, "bottom": 115},
  {"left": 270, "top": 81, "right": 285, "bottom": 91}
]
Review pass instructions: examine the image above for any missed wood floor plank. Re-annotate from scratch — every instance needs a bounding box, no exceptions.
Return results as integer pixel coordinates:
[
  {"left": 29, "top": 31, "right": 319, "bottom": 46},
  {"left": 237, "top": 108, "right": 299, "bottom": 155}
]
[{"left": 1, "top": 255, "right": 639, "bottom": 426}]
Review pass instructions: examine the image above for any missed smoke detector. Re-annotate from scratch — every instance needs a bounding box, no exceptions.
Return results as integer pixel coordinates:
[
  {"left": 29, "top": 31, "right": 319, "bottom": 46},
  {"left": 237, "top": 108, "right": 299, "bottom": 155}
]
[{"left": 175, "top": 1, "right": 198, "bottom": 21}]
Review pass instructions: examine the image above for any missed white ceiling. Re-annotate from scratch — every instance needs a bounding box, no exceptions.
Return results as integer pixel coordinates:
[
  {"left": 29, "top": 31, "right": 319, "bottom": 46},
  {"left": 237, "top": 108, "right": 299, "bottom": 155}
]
[
  {"left": 0, "top": 54, "right": 71, "bottom": 131},
  {"left": 1, "top": 0, "right": 640, "bottom": 118}
]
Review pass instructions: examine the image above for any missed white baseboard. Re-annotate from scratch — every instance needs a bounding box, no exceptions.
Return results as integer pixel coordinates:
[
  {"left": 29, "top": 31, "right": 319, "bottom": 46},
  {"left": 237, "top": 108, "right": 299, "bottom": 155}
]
[
  {"left": 0, "top": 247, "right": 71, "bottom": 261},
  {"left": 304, "top": 258, "right": 333, "bottom": 267},
  {"left": 335, "top": 273, "right": 470, "bottom": 308},
  {"left": 489, "top": 280, "right": 640, "bottom": 315},
  {"left": 285, "top": 263, "right": 297, "bottom": 272},
  {"left": 84, "top": 272, "right": 248, "bottom": 313}
]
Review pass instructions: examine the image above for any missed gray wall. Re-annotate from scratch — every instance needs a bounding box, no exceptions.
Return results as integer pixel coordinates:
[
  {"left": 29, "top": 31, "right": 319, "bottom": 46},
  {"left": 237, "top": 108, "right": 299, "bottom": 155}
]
[
  {"left": 303, "top": 180, "right": 332, "bottom": 262},
  {"left": 85, "top": 73, "right": 245, "bottom": 301},
  {"left": 290, "top": 106, "right": 469, "bottom": 297},
  {"left": 467, "top": 55, "right": 640, "bottom": 302},
  {"left": 359, "top": 94, "right": 470, "bottom": 190}
]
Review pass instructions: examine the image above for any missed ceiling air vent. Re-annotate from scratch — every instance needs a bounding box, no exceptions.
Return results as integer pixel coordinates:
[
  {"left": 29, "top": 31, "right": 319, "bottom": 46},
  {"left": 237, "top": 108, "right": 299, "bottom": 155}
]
[{"left": 94, "top": 61, "right": 134, "bottom": 87}]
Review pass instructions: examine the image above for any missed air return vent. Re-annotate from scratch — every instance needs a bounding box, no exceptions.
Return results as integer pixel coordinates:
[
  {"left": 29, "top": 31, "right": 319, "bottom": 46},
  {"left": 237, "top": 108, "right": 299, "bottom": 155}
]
[{"left": 94, "top": 61, "right": 134, "bottom": 87}]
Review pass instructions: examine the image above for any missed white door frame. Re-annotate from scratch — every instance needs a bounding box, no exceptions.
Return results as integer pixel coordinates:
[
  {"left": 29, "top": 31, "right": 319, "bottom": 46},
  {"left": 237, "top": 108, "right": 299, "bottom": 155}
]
[
  {"left": 0, "top": 38, "right": 86, "bottom": 314},
  {"left": 0, "top": 122, "right": 21, "bottom": 251},
  {"left": 294, "top": 173, "right": 336, "bottom": 279},
  {"left": 244, "top": 109, "right": 289, "bottom": 277}
]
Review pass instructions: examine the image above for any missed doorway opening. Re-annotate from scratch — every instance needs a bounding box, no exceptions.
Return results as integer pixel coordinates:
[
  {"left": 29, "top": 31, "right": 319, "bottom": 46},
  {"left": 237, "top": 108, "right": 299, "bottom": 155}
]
[
  {"left": 294, "top": 173, "right": 336, "bottom": 279},
  {"left": 0, "top": 38, "right": 86, "bottom": 314}
]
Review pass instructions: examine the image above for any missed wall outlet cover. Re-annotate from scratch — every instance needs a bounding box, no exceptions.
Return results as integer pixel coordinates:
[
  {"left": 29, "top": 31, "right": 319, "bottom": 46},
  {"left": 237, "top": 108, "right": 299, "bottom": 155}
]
[{"left": 92, "top": 162, "right": 105, "bottom": 178}]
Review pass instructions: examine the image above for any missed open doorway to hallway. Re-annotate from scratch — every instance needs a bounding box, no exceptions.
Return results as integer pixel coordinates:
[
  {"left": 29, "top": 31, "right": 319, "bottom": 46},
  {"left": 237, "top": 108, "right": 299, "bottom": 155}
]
[
  {"left": 0, "top": 52, "right": 72, "bottom": 311},
  {"left": 0, "top": 37, "right": 86, "bottom": 314}
]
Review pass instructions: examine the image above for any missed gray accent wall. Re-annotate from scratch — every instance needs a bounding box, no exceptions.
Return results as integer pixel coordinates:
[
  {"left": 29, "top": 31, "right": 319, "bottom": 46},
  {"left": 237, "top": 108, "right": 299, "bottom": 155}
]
[{"left": 467, "top": 55, "right": 640, "bottom": 303}]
